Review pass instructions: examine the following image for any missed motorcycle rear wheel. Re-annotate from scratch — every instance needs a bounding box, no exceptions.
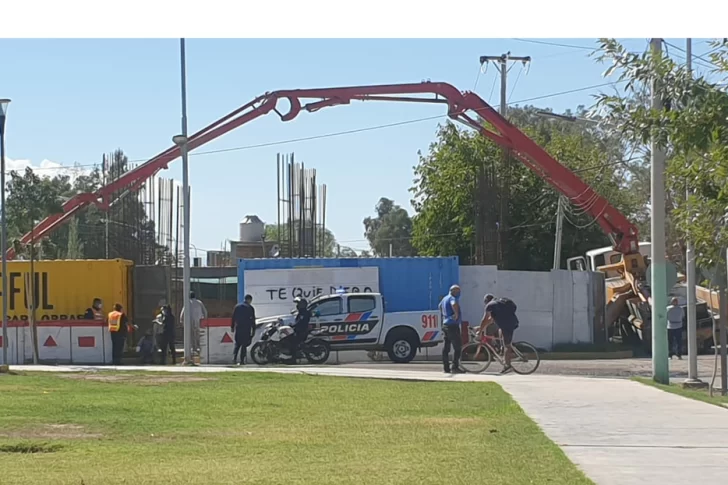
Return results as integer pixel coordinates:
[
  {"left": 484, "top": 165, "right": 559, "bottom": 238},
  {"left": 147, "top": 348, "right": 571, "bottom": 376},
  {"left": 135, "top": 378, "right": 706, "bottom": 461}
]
[
  {"left": 250, "top": 342, "right": 269, "bottom": 365},
  {"left": 304, "top": 339, "right": 331, "bottom": 365}
]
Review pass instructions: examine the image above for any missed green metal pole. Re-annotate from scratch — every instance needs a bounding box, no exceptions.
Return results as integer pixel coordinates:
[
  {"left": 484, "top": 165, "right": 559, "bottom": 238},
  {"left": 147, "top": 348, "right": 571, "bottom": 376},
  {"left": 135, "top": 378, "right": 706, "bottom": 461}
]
[{"left": 650, "top": 38, "right": 669, "bottom": 384}]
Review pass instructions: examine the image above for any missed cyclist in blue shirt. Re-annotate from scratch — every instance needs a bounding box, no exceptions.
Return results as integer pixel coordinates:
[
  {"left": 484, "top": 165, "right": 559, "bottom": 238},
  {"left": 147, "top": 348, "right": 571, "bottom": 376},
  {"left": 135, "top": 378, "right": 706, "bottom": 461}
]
[{"left": 439, "top": 285, "right": 464, "bottom": 374}]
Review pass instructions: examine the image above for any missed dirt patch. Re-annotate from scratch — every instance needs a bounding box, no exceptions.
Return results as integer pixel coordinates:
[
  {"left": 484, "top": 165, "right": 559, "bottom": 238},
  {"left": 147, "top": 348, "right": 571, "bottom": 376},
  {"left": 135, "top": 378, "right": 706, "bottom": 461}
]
[
  {"left": 0, "top": 424, "right": 102, "bottom": 440},
  {"left": 57, "top": 373, "right": 215, "bottom": 385}
]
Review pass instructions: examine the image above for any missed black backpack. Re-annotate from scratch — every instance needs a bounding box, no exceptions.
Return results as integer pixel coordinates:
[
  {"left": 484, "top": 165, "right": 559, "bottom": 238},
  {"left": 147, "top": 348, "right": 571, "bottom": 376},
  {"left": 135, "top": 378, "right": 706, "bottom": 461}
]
[{"left": 498, "top": 297, "right": 517, "bottom": 313}]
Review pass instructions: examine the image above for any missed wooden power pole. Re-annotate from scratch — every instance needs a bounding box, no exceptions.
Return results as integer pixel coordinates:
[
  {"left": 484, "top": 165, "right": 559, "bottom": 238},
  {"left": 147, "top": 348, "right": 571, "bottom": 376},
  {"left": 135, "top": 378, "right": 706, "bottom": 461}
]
[{"left": 476, "top": 53, "right": 531, "bottom": 267}]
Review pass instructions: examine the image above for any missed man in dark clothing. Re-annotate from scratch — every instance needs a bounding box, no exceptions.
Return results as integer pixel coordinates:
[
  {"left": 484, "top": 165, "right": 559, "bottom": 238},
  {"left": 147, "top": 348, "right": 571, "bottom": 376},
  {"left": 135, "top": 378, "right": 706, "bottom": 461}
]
[
  {"left": 231, "top": 294, "right": 256, "bottom": 365},
  {"left": 482, "top": 296, "right": 519, "bottom": 373},
  {"left": 284, "top": 297, "right": 311, "bottom": 363},
  {"left": 159, "top": 305, "right": 177, "bottom": 365}
]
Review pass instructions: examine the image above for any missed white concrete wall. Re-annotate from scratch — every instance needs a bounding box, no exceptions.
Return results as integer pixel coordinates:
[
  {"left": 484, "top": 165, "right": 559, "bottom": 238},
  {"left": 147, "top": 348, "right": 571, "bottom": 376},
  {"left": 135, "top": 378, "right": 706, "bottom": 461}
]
[
  {"left": 324, "top": 267, "right": 601, "bottom": 362},
  {"left": 456, "top": 266, "right": 597, "bottom": 351}
]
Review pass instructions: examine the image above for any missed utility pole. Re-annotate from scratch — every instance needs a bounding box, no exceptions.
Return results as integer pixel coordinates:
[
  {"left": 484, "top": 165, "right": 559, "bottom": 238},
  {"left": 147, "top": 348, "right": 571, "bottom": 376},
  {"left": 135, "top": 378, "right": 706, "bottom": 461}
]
[
  {"left": 649, "top": 38, "right": 669, "bottom": 384},
  {"left": 479, "top": 52, "right": 531, "bottom": 116},
  {"left": 479, "top": 53, "right": 531, "bottom": 267},
  {"left": 553, "top": 197, "right": 564, "bottom": 270},
  {"left": 683, "top": 38, "right": 704, "bottom": 388}
]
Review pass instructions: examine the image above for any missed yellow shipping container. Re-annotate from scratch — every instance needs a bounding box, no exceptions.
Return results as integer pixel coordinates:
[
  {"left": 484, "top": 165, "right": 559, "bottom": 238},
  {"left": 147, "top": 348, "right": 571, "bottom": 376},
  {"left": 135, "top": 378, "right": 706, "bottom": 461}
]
[{"left": 0, "top": 259, "right": 133, "bottom": 322}]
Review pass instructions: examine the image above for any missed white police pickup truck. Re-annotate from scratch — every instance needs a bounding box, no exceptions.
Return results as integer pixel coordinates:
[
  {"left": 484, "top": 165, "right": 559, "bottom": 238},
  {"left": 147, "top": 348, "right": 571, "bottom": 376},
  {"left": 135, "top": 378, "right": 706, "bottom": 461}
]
[{"left": 255, "top": 292, "right": 443, "bottom": 363}]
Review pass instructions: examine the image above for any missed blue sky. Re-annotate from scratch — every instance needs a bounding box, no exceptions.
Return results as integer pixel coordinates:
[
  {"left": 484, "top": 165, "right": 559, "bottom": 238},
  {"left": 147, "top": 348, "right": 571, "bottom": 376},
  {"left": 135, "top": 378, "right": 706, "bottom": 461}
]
[{"left": 0, "top": 38, "right": 717, "bottom": 255}]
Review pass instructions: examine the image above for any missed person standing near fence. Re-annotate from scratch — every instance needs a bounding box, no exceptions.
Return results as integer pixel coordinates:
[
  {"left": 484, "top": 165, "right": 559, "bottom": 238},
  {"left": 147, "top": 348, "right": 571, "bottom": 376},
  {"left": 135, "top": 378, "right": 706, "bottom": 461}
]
[
  {"left": 231, "top": 294, "right": 256, "bottom": 365},
  {"left": 439, "top": 285, "right": 464, "bottom": 374},
  {"left": 159, "top": 305, "right": 177, "bottom": 365},
  {"left": 180, "top": 291, "right": 208, "bottom": 358}
]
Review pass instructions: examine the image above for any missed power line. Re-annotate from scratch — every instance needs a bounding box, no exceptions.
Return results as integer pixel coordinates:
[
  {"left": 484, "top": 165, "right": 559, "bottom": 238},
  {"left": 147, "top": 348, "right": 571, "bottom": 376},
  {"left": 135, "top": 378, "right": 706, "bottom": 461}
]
[
  {"left": 511, "top": 38, "right": 595, "bottom": 51},
  {"left": 511, "top": 80, "right": 624, "bottom": 105},
  {"left": 508, "top": 64, "right": 525, "bottom": 103},
  {"left": 663, "top": 40, "right": 716, "bottom": 71},
  {"left": 336, "top": 220, "right": 556, "bottom": 246},
  {"left": 487, "top": 72, "right": 499, "bottom": 104}
]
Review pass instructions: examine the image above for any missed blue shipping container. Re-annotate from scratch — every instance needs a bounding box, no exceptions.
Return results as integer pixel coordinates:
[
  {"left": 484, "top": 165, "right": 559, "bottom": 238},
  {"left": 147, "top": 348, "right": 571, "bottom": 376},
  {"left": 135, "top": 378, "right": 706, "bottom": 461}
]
[{"left": 238, "top": 257, "right": 459, "bottom": 313}]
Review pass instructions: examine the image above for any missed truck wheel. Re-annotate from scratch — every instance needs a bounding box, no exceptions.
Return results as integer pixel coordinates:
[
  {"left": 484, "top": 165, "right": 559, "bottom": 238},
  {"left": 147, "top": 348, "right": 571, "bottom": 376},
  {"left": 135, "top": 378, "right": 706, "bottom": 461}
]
[{"left": 386, "top": 329, "right": 418, "bottom": 363}]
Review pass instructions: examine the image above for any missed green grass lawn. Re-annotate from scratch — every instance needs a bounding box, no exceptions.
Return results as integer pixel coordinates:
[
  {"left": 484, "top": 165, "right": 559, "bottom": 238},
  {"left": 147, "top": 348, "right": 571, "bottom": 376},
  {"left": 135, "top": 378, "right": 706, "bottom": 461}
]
[
  {"left": 0, "top": 371, "right": 591, "bottom": 485},
  {"left": 633, "top": 377, "right": 728, "bottom": 408}
]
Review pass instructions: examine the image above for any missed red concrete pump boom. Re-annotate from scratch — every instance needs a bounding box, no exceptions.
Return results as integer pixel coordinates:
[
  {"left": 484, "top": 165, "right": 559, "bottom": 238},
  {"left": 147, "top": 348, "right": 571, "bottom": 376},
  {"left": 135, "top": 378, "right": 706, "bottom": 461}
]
[{"left": 8, "top": 82, "right": 639, "bottom": 259}]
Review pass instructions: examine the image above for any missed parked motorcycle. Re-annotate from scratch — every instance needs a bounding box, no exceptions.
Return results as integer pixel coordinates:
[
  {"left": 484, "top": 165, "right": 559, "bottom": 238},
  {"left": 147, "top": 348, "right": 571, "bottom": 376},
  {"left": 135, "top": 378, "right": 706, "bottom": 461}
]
[{"left": 250, "top": 320, "right": 330, "bottom": 365}]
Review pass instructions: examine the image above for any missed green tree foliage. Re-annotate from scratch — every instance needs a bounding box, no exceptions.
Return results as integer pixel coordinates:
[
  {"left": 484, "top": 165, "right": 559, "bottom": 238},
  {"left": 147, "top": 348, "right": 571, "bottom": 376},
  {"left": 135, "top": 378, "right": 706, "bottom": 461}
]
[
  {"left": 65, "top": 217, "right": 84, "bottom": 259},
  {"left": 593, "top": 38, "right": 728, "bottom": 271},
  {"left": 363, "top": 197, "right": 417, "bottom": 257},
  {"left": 264, "top": 223, "right": 337, "bottom": 257},
  {"left": 410, "top": 106, "right": 647, "bottom": 270},
  {"left": 5, "top": 167, "right": 65, "bottom": 258},
  {"left": 338, "top": 246, "right": 358, "bottom": 258},
  {"left": 5, "top": 149, "right": 167, "bottom": 263}
]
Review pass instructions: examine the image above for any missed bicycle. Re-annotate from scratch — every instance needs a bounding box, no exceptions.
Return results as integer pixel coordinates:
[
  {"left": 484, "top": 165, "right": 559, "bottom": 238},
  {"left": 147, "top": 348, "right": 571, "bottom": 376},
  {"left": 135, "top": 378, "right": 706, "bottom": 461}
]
[{"left": 459, "top": 326, "right": 540, "bottom": 375}]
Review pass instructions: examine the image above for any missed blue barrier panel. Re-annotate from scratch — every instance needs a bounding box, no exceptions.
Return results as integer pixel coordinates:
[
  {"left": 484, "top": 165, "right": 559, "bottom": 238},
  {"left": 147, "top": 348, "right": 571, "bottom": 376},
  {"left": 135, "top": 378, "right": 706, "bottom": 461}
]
[{"left": 238, "top": 257, "right": 459, "bottom": 312}]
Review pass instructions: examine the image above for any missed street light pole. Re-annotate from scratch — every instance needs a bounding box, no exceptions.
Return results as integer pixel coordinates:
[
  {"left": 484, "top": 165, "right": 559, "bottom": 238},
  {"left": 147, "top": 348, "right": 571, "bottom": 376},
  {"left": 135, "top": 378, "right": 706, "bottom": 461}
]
[
  {"left": 649, "top": 38, "right": 670, "bottom": 384},
  {"left": 0, "top": 98, "right": 10, "bottom": 370},
  {"left": 178, "top": 37, "right": 193, "bottom": 365},
  {"left": 683, "top": 38, "right": 704, "bottom": 387}
]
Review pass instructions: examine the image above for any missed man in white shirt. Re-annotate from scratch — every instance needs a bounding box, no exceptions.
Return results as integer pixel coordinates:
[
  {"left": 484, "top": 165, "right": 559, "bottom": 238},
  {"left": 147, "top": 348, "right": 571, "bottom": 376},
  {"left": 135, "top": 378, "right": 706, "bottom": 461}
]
[
  {"left": 180, "top": 291, "right": 208, "bottom": 358},
  {"left": 666, "top": 297, "right": 684, "bottom": 360}
]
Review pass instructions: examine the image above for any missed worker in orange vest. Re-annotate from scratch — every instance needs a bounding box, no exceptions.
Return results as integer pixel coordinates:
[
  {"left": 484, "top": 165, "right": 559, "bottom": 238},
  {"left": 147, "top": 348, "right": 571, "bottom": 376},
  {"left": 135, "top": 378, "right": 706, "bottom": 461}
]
[
  {"left": 108, "top": 303, "right": 132, "bottom": 365},
  {"left": 84, "top": 298, "right": 104, "bottom": 321}
]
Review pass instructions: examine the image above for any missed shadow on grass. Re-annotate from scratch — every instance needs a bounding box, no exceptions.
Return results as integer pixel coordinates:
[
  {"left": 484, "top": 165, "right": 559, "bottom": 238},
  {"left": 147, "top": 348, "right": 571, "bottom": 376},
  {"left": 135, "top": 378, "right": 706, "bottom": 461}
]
[{"left": 0, "top": 442, "right": 63, "bottom": 454}]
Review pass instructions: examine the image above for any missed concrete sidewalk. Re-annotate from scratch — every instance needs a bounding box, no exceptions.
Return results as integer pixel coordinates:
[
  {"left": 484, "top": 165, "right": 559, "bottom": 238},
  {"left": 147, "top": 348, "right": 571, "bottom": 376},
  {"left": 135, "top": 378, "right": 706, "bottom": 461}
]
[{"left": 9, "top": 364, "right": 728, "bottom": 485}]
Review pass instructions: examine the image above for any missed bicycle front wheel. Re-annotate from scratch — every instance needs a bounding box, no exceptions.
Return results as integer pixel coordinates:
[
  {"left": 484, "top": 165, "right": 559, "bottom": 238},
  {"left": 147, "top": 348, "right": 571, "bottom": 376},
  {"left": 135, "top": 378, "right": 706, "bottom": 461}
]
[
  {"left": 510, "top": 341, "right": 540, "bottom": 375},
  {"left": 459, "top": 343, "right": 493, "bottom": 374}
]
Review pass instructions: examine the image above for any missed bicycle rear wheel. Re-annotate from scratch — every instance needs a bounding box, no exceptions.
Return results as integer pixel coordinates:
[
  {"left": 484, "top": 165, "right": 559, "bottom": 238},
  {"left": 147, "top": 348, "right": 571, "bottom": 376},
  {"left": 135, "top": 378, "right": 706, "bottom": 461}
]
[
  {"left": 509, "top": 341, "right": 540, "bottom": 375},
  {"left": 459, "top": 343, "right": 493, "bottom": 374}
]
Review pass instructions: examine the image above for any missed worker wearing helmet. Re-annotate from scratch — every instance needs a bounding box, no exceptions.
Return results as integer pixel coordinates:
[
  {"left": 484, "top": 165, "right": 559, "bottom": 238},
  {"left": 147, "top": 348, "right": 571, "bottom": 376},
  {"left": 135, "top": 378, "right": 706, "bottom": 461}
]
[
  {"left": 285, "top": 297, "right": 311, "bottom": 363},
  {"left": 439, "top": 284, "right": 464, "bottom": 374}
]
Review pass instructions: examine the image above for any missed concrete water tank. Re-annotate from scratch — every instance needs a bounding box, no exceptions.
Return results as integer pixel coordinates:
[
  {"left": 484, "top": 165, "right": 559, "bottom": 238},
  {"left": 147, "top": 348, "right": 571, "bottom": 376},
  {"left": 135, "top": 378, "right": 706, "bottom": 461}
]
[{"left": 239, "top": 215, "right": 265, "bottom": 242}]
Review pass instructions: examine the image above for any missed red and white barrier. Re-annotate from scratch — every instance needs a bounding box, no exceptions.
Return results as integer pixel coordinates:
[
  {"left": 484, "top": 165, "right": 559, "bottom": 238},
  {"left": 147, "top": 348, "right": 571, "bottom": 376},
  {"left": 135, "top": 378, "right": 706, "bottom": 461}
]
[
  {"left": 1, "top": 321, "right": 112, "bottom": 365},
  {"left": 69, "top": 322, "right": 109, "bottom": 364},
  {"left": 201, "top": 318, "right": 234, "bottom": 364},
  {"left": 35, "top": 323, "right": 71, "bottom": 363},
  {"left": 0, "top": 321, "right": 26, "bottom": 365}
]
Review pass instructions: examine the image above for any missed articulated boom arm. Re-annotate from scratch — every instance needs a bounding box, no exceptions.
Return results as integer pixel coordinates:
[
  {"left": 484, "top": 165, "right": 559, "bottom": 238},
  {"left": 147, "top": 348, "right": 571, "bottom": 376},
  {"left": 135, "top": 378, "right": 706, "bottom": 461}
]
[{"left": 10, "top": 81, "right": 639, "bottom": 259}]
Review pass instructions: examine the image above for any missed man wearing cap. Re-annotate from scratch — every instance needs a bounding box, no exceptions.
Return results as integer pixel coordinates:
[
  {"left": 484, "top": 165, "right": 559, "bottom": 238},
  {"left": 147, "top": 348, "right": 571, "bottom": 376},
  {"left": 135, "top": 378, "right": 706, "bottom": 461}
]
[{"left": 439, "top": 285, "right": 464, "bottom": 374}]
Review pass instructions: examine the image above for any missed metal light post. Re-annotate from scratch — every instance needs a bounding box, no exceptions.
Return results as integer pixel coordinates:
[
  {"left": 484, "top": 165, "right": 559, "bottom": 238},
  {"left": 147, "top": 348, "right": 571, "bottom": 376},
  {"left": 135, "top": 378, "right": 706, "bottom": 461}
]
[
  {"left": 173, "top": 135, "right": 192, "bottom": 364},
  {"left": 0, "top": 98, "right": 11, "bottom": 370},
  {"left": 649, "top": 38, "right": 669, "bottom": 384},
  {"left": 683, "top": 38, "right": 705, "bottom": 387},
  {"left": 174, "top": 38, "right": 194, "bottom": 365}
]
